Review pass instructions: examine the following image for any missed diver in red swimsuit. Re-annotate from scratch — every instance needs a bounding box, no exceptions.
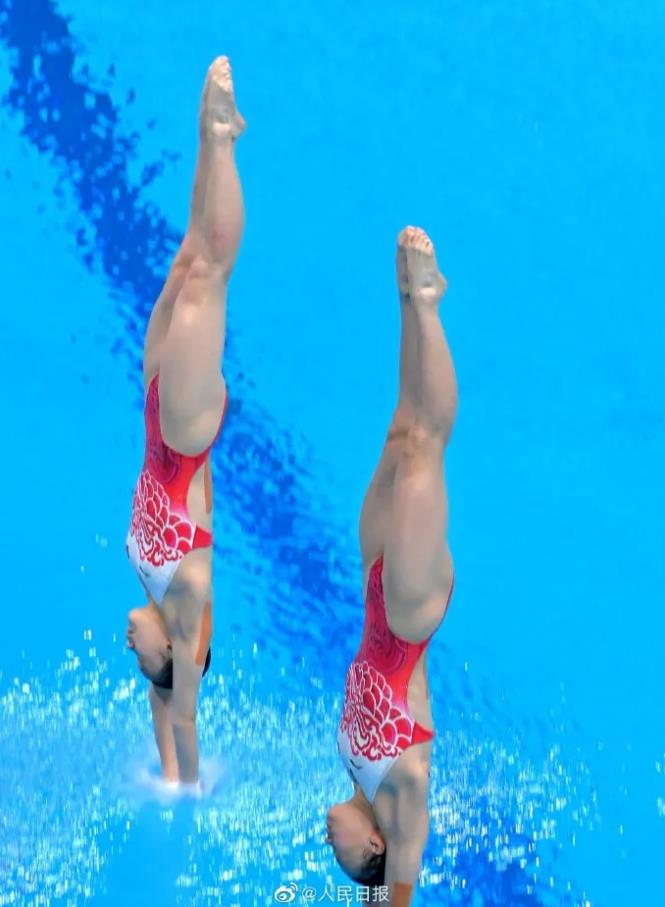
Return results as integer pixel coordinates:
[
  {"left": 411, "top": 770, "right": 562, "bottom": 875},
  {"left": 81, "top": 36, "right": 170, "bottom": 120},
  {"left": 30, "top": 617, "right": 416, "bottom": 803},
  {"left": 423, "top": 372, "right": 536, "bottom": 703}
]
[
  {"left": 125, "top": 56, "right": 245, "bottom": 792},
  {"left": 327, "top": 227, "right": 457, "bottom": 906}
]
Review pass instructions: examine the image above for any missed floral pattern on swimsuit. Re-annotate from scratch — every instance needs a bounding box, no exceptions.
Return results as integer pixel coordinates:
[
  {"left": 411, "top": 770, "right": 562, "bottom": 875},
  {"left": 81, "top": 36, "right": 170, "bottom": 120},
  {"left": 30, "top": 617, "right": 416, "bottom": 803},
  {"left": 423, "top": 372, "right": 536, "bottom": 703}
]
[
  {"left": 126, "top": 374, "right": 226, "bottom": 604},
  {"left": 336, "top": 556, "right": 453, "bottom": 802}
]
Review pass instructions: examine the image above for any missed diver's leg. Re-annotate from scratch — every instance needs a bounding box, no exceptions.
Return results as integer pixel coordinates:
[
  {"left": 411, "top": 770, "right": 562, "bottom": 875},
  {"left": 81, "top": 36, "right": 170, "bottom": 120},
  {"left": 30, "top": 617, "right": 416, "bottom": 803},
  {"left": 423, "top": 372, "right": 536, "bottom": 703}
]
[
  {"left": 160, "top": 559, "right": 214, "bottom": 785},
  {"left": 359, "top": 247, "right": 423, "bottom": 565},
  {"left": 382, "top": 227, "right": 456, "bottom": 639},
  {"left": 157, "top": 56, "right": 245, "bottom": 454},
  {"left": 142, "top": 68, "right": 229, "bottom": 380},
  {"left": 148, "top": 684, "right": 179, "bottom": 781}
]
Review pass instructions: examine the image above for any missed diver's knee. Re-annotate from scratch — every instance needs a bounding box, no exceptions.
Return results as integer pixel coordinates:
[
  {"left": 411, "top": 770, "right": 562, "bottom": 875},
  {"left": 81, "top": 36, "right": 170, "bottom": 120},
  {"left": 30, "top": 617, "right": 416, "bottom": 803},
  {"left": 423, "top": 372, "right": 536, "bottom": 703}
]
[
  {"left": 401, "top": 423, "right": 446, "bottom": 467},
  {"left": 202, "top": 228, "right": 236, "bottom": 271},
  {"left": 178, "top": 254, "right": 226, "bottom": 301},
  {"left": 386, "top": 407, "right": 413, "bottom": 445}
]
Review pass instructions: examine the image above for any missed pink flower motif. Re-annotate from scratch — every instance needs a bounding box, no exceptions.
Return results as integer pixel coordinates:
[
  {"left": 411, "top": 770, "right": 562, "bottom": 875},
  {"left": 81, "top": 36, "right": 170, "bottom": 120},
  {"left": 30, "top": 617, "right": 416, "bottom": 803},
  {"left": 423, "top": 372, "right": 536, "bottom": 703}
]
[
  {"left": 340, "top": 660, "right": 413, "bottom": 761},
  {"left": 129, "top": 470, "right": 193, "bottom": 566}
]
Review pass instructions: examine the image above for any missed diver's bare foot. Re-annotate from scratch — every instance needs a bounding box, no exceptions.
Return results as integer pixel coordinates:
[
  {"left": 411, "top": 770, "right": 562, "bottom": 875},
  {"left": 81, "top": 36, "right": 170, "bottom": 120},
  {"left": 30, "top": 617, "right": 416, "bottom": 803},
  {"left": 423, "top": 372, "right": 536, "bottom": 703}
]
[
  {"left": 397, "top": 226, "right": 447, "bottom": 307},
  {"left": 200, "top": 56, "right": 246, "bottom": 141}
]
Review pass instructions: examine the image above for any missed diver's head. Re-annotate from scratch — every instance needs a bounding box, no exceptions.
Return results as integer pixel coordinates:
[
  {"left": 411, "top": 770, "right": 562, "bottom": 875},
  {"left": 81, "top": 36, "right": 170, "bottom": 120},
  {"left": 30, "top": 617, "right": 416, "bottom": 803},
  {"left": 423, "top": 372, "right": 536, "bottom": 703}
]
[
  {"left": 126, "top": 604, "right": 171, "bottom": 683},
  {"left": 326, "top": 797, "right": 386, "bottom": 885},
  {"left": 126, "top": 604, "right": 213, "bottom": 688}
]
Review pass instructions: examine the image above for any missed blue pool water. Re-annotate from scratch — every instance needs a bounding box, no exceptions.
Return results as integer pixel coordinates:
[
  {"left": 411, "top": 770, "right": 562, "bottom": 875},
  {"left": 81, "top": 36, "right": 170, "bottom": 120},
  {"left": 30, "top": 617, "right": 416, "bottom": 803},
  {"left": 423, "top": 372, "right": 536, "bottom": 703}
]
[{"left": 1, "top": 1, "right": 663, "bottom": 904}]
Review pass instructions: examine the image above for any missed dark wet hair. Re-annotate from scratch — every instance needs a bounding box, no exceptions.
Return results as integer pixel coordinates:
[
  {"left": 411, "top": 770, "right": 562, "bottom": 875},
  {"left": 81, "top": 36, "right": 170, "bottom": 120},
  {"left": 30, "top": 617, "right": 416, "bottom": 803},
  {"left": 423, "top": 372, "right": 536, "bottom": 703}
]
[
  {"left": 151, "top": 647, "right": 212, "bottom": 690},
  {"left": 349, "top": 848, "right": 386, "bottom": 888}
]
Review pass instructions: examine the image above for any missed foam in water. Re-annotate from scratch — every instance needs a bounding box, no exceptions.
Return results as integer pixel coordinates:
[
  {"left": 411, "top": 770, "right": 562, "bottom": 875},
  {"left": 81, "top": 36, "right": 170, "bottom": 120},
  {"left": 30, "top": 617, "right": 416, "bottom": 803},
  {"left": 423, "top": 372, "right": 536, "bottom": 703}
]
[{"left": 0, "top": 640, "right": 598, "bottom": 906}]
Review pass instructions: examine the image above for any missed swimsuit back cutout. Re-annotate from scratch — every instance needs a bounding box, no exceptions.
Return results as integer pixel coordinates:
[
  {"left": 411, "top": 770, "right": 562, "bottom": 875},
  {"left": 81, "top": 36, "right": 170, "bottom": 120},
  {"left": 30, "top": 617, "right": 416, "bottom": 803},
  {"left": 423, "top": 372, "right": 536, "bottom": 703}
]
[
  {"left": 337, "top": 555, "right": 454, "bottom": 803},
  {"left": 126, "top": 373, "right": 227, "bottom": 604}
]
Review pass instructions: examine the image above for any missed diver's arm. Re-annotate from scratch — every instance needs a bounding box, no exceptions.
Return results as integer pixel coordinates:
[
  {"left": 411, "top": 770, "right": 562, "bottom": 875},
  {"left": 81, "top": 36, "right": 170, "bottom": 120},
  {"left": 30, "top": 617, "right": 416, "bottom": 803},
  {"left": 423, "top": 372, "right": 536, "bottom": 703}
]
[
  {"left": 170, "top": 637, "right": 209, "bottom": 784},
  {"left": 148, "top": 682, "right": 179, "bottom": 781},
  {"left": 384, "top": 769, "right": 430, "bottom": 905},
  {"left": 384, "top": 834, "right": 428, "bottom": 906}
]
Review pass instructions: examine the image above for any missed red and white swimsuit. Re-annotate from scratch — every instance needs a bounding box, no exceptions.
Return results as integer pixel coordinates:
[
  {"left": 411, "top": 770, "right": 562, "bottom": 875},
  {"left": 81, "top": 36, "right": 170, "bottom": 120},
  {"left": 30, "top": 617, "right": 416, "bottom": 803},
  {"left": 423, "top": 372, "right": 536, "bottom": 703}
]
[
  {"left": 126, "top": 373, "right": 226, "bottom": 604},
  {"left": 336, "top": 555, "right": 454, "bottom": 803}
]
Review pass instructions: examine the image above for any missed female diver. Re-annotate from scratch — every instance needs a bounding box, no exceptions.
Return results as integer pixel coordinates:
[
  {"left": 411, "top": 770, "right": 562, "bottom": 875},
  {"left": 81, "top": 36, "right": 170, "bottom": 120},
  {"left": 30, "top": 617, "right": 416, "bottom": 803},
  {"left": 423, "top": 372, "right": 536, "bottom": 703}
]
[
  {"left": 327, "top": 227, "right": 456, "bottom": 905},
  {"left": 125, "top": 56, "right": 245, "bottom": 792}
]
